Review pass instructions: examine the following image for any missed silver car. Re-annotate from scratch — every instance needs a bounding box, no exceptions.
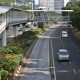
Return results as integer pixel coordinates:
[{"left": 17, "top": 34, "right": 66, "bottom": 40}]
[
  {"left": 62, "top": 31, "right": 68, "bottom": 37},
  {"left": 57, "top": 49, "right": 70, "bottom": 61}
]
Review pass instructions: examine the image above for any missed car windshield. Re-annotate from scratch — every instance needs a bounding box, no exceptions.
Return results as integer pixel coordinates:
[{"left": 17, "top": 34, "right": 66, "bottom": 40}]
[
  {"left": 62, "top": 32, "right": 67, "bottom": 34},
  {"left": 62, "top": 31, "right": 67, "bottom": 34},
  {"left": 59, "top": 51, "right": 68, "bottom": 55}
]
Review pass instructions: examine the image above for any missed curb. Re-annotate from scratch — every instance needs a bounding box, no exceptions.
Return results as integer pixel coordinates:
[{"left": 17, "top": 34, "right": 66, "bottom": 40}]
[{"left": 25, "top": 37, "right": 39, "bottom": 58}]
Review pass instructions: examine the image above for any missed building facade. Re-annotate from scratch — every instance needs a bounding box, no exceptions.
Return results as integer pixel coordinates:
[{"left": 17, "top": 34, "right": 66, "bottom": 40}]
[
  {"left": 39, "top": 0, "right": 70, "bottom": 10},
  {"left": 70, "top": 0, "right": 77, "bottom": 2},
  {"left": 39, "top": 0, "right": 54, "bottom": 10},
  {"left": 54, "top": 0, "right": 64, "bottom": 10},
  {"left": 39, "top": 0, "right": 47, "bottom": 7}
]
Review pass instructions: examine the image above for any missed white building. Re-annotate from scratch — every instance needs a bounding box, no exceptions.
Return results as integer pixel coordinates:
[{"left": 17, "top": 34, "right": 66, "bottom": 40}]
[
  {"left": 70, "top": 0, "right": 77, "bottom": 2},
  {"left": 39, "top": 0, "right": 70, "bottom": 10},
  {"left": 39, "top": 0, "right": 54, "bottom": 10}
]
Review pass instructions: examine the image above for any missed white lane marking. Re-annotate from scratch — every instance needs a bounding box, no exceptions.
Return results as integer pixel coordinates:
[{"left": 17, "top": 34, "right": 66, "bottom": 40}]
[
  {"left": 57, "top": 70, "right": 72, "bottom": 73},
  {"left": 51, "top": 35, "right": 56, "bottom": 80},
  {"left": 73, "top": 69, "right": 76, "bottom": 74},
  {"left": 48, "top": 30, "right": 56, "bottom": 66},
  {"left": 48, "top": 36, "right": 51, "bottom": 67}
]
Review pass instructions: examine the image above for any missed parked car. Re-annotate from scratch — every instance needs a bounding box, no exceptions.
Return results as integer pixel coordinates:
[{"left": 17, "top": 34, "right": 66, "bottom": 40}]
[
  {"left": 57, "top": 49, "right": 70, "bottom": 61},
  {"left": 68, "top": 24, "right": 72, "bottom": 27},
  {"left": 62, "top": 31, "right": 68, "bottom": 38}
]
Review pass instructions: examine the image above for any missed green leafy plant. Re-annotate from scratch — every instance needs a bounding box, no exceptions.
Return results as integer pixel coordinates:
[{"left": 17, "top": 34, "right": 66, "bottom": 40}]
[
  {"left": 0, "top": 70, "right": 8, "bottom": 80},
  {"left": 33, "top": 28, "right": 44, "bottom": 35}
]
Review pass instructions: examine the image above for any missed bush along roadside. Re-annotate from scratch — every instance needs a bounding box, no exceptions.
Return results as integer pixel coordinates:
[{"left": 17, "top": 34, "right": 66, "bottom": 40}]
[{"left": 0, "top": 28, "right": 44, "bottom": 80}]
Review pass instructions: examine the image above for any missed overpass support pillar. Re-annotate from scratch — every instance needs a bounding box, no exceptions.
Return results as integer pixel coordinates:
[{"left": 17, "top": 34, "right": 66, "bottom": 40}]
[
  {"left": 14, "top": 26, "right": 18, "bottom": 37},
  {"left": 2, "top": 29, "right": 7, "bottom": 46},
  {"left": 23, "top": 25, "right": 25, "bottom": 32},
  {"left": 22, "top": 23, "right": 26, "bottom": 32}
]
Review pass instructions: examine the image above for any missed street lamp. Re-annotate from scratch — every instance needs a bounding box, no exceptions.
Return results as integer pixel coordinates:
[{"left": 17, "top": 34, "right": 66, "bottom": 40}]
[{"left": 31, "top": 0, "right": 35, "bottom": 10}]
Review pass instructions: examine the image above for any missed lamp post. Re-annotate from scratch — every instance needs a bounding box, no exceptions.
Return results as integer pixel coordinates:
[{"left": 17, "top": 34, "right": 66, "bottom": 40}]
[
  {"left": 31, "top": 0, "right": 35, "bottom": 20},
  {"left": 31, "top": 0, "right": 35, "bottom": 10}
]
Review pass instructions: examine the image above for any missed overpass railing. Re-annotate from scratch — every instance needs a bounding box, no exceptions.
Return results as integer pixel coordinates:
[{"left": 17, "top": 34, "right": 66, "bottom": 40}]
[{"left": 27, "top": 16, "right": 69, "bottom": 22}]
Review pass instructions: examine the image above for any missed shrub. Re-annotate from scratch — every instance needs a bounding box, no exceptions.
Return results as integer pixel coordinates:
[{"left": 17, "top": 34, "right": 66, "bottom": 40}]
[
  {"left": 33, "top": 28, "right": 44, "bottom": 35},
  {"left": 9, "top": 46, "right": 23, "bottom": 54},
  {"left": 13, "top": 54, "right": 23, "bottom": 66},
  {"left": 0, "top": 47, "right": 13, "bottom": 54},
  {"left": 4, "top": 54, "right": 14, "bottom": 60},
  {"left": 0, "top": 70, "right": 8, "bottom": 80},
  {"left": 0, "top": 29, "right": 40, "bottom": 79}
]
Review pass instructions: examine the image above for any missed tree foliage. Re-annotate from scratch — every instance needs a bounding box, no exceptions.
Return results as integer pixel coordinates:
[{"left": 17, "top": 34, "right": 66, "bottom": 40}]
[
  {"left": 0, "top": 0, "right": 15, "bottom": 6},
  {"left": 62, "top": 1, "right": 80, "bottom": 30},
  {"left": 0, "top": 0, "right": 31, "bottom": 10}
]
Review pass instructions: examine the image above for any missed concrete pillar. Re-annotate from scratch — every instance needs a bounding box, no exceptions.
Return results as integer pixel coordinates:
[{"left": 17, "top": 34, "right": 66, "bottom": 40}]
[
  {"left": 21, "top": 24, "right": 26, "bottom": 32},
  {"left": 14, "top": 26, "right": 18, "bottom": 37},
  {"left": 21, "top": 23, "right": 26, "bottom": 32},
  {"left": 2, "top": 29, "right": 7, "bottom": 46},
  {"left": 31, "top": 22, "right": 34, "bottom": 29}
]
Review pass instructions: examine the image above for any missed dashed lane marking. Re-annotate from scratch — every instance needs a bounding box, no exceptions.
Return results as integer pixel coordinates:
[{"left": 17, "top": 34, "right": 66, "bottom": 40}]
[
  {"left": 57, "top": 70, "right": 72, "bottom": 73},
  {"left": 73, "top": 69, "right": 76, "bottom": 74}
]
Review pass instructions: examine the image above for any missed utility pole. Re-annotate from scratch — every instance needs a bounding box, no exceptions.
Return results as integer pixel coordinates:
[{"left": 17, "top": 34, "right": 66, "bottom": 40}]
[{"left": 32, "top": 0, "right": 35, "bottom": 10}]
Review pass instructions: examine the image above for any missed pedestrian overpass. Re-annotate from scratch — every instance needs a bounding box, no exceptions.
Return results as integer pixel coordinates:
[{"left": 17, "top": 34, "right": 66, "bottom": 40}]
[
  {"left": 27, "top": 16, "right": 70, "bottom": 22},
  {"left": 0, "top": 6, "right": 73, "bottom": 46},
  {"left": 26, "top": 9, "right": 73, "bottom": 23}
]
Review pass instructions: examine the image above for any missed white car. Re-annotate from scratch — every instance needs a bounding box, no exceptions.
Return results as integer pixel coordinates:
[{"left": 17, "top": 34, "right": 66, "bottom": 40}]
[
  {"left": 62, "top": 31, "right": 68, "bottom": 37},
  {"left": 57, "top": 49, "right": 70, "bottom": 61}
]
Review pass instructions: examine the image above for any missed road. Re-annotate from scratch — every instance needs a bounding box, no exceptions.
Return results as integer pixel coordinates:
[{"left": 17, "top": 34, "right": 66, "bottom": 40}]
[
  {"left": 51, "top": 24, "right": 80, "bottom": 80},
  {"left": 20, "top": 25, "right": 58, "bottom": 80},
  {"left": 19, "top": 23, "right": 80, "bottom": 80}
]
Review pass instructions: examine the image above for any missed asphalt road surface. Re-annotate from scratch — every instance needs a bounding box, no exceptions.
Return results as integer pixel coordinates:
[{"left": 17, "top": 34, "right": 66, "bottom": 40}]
[
  {"left": 19, "top": 23, "right": 80, "bottom": 80},
  {"left": 20, "top": 25, "right": 58, "bottom": 80},
  {"left": 51, "top": 24, "right": 80, "bottom": 80}
]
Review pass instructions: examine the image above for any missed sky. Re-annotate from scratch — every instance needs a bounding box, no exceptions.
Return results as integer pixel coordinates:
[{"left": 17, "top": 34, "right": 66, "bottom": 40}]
[
  {"left": 64, "top": 0, "right": 70, "bottom": 6},
  {"left": 35, "top": 0, "right": 39, "bottom": 5}
]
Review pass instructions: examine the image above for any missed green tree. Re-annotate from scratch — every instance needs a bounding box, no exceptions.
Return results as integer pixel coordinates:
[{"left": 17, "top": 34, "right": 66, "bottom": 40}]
[
  {"left": 62, "top": 1, "right": 80, "bottom": 30},
  {"left": 0, "top": 0, "right": 15, "bottom": 6}
]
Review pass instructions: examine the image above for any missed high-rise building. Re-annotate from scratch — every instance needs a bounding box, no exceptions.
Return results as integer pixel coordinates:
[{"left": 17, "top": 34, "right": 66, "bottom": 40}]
[
  {"left": 39, "top": 0, "right": 47, "bottom": 8},
  {"left": 39, "top": 0, "right": 70, "bottom": 10},
  {"left": 54, "top": 0, "right": 64, "bottom": 10},
  {"left": 47, "top": 0, "right": 54, "bottom": 10},
  {"left": 39, "top": 0, "right": 54, "bottom": 10},
  {"left": 70, "top": 0, "right": 77, "bottom": 2}
]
